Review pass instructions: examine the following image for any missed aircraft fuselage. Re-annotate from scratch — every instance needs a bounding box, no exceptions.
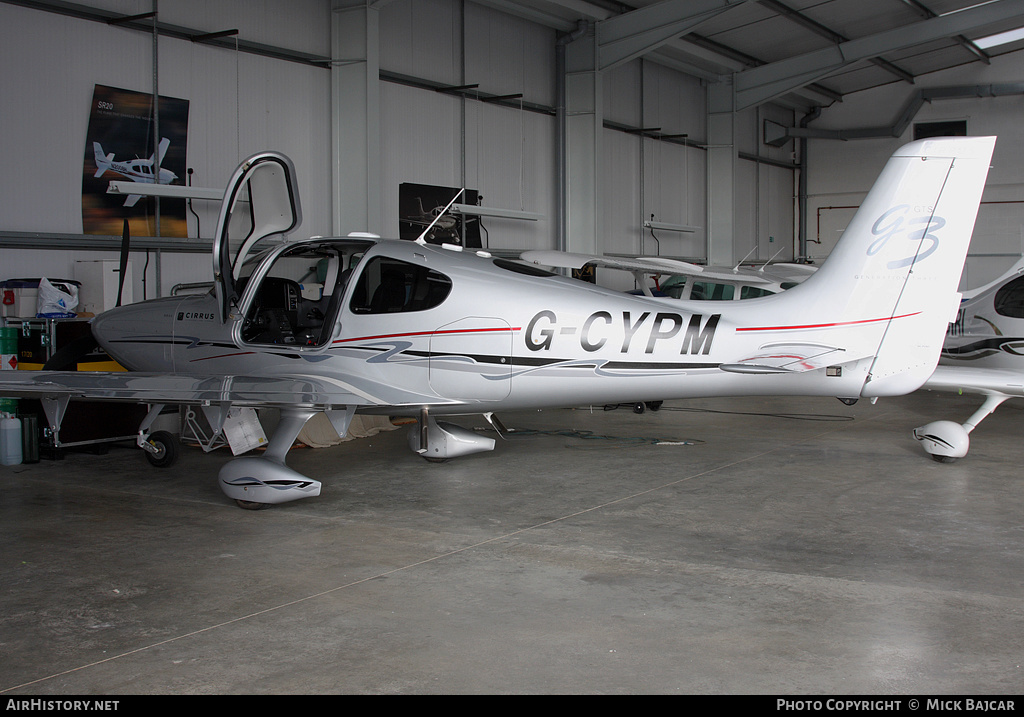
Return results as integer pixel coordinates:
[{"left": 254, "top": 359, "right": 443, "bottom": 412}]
[{"left": 91, "top": 237, "right": 902, "bottom": 416}]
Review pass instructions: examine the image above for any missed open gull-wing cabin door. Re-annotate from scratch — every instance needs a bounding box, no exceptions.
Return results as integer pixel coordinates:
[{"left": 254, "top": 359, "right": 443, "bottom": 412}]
[{"left": 213, "top": 152, "right": 302, "bottom": 323}]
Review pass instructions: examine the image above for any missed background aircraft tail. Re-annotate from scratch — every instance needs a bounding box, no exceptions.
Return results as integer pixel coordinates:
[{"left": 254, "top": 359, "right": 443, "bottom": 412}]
[
  {"left": 155, "top": 136, "right": 170, "bottom": 165},
  {"left": 775, "top": 136, "right": 995, "bottom": 397},
  {"left": 92, "top": 141, "right": 114, "bottom": 178}
]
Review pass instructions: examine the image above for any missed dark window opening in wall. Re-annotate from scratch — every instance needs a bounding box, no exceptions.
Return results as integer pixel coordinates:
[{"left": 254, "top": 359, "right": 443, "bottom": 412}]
[{"left": 914, "top": 120, "right": 968, "bottom": 140}]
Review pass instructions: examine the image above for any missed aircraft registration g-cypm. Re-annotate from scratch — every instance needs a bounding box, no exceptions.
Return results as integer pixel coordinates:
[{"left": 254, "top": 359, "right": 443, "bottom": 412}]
[
  {"left": 0, "top": 136, "right": 995, "bottom": 509},
  {"left": 913, "top": 256, "right": 1024, "bottom": 461},
  {"left": 93, "top": 137, "right": 177, "bottom": 207}
]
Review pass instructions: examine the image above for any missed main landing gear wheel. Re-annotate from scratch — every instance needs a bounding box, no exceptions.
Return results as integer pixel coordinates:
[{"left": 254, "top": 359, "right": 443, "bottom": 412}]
[
  {"left": 234, "top": 499, "right": 270, "bottom": 511},
  {"left": 144, "top": 430, "right": 179, "bottom": 468},
  {"left": 632, "top": 401, "right": 663, "bottom": 414}
]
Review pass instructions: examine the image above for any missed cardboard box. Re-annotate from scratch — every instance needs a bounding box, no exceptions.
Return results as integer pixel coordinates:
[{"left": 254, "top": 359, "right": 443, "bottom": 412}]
[{"left": 75, "top": 261, "right": 132, "bottom": 314}]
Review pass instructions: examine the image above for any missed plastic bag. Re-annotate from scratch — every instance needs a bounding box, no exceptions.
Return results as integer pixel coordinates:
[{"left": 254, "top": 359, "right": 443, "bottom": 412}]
[{"left": 36, "top": 278, "right": 79, "bottom": 318}]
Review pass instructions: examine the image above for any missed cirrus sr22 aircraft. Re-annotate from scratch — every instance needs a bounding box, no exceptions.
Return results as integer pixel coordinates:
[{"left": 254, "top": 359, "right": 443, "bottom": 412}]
[
  {"left": 0, "top": 136, "right": 996, "bottom": 508},
  {"left": 913, "top": 255, "right": 1024, "bottom": 461}
]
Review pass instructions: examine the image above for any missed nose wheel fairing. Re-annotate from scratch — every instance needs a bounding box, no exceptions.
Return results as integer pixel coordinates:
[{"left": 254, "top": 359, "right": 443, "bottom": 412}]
[
  {"left": 912, "top": 393, "right": 1010, "bottom": 461},
  {"left": 219, "top": 456, "right": 322, "bottom": 505},
  {"left": 218, "top": 407, "right": 321, "bottom": 507}
]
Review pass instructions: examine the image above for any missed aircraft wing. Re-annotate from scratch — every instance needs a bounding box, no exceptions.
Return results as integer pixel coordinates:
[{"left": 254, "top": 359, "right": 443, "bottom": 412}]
[
  {"left": 0, "top": 370, "right": 440, "bottom": 410},
  {"left": 922, "top": 365, "right": 1024, "bottom": 398},
  {"left": 519, "top": 250, "right": 773, "bottom": 284}
]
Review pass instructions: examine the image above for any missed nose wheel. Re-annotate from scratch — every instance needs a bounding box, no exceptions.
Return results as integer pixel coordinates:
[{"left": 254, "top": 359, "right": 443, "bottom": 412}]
[
  {"left": 134, "top": 404, "right": 180, "bottom": 468},
  {"left": 143, "top": 430, "right": 179, "bottom": 467}
]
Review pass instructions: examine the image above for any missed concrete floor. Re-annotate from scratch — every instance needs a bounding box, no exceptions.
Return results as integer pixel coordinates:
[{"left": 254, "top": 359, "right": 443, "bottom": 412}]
[{"left": 0, "top": 391, "right": 1021, "bottom": 695}]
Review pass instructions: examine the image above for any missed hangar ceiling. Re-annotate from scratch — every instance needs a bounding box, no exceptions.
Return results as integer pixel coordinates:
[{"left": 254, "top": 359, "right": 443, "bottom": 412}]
[
  {"left": 14, "top": 0, "right": 1023, "bottom": 112},
  {"left": 478, "top": 0, "right": 1024, "bottom": 110}
]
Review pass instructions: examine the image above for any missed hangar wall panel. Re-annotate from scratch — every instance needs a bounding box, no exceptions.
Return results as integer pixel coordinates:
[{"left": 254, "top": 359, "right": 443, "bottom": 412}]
[
  {"left": 2, "top": 0, "right": 799, "bottom": 301},
  {"left": 0, "top": 0, "right": 332, "bottom": 298},
  {"left": 379, "top": 0, "right": 462, "bottom": 87},
  {"left": 379, "top": 0, "right": 558, "bottom": 253},
  {"left": 806, "top": 53, "right": 1024, "bottom": 289},
  {"left": 463, "top": 1, "right": 555, "bottom": 107},
  {"left": 379, "top": 83, "right": 462, "bottom": 227},
  {"left": 462, "top": 101, "right": 556, "bottom": 252}
]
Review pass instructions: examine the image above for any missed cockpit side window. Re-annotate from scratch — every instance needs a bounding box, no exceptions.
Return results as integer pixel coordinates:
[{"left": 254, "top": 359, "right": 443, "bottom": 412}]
[
  {"left": 994, "top": 275, "right": 1024, "bottom": 319},
  {"left": 349, "top": 256, "right": 452, "bottom": 314}
]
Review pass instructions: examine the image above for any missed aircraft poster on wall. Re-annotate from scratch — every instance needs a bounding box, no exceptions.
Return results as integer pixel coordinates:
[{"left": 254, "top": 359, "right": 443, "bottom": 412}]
[
  {"left": 82, "top": 84, "right": 189, "bottom": 238},
  {"left": 398, "top": 182, "right": 481, "bottom": 247}
]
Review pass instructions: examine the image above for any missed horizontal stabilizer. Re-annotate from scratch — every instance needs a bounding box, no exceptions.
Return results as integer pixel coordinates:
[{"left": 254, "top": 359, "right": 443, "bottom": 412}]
[{"left": 723, "top": 342, "right": 855, "bottom": 374}]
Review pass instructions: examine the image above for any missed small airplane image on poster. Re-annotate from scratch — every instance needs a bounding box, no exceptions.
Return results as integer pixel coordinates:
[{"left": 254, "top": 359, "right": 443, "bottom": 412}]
[
  {"left": 398, "top": 182, "right": 481, "bottom": 247},
  {"left": 92, "top": 137, "right": 177, "bottom": 207}
]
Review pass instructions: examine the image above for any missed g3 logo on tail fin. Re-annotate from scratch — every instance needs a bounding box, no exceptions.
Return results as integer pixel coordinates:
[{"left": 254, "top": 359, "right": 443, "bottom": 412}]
[{"left": 868, "top": 205, "right": 945, "bottom": 270}]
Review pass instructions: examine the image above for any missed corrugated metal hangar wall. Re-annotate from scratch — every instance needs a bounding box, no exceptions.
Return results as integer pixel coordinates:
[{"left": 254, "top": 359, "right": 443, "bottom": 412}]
[{"left": 0, "top": 0, "right": 1022, "bottom": 300}]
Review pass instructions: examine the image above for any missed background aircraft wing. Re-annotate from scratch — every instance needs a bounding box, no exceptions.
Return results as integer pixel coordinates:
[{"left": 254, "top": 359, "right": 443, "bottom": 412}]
[
  {"left": 519, "top": 250, "right": 772, "bottom": 284},
  {"left": 922, "top": 365, "right": 1024, "bottom": 398},
  {"left": 0, "top": 371, "right": 443, "bottom": 410}
]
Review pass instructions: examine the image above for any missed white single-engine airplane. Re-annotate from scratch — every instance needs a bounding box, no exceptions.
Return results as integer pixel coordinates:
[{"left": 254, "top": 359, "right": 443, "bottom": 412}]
[
  {"left": 913, "top": 255, "right": 1024, "bottom": 460},
  {"left": 0, "top": 136, "right": 995, "bottom": 509},
  {"left": 519, "top": 250, "right": 815, "bottom": 300},
  {"left": 93, "top": 137, "right": 177, "bottom": 207}
]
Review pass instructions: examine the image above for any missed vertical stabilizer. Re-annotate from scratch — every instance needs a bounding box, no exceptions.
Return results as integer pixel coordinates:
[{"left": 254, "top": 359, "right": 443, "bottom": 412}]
[
  {"left": 93, "top": 142, "right": 114, "bottom": 178},
  {"left": 770, "top": 136, "right": 995, "bottom": 397}
]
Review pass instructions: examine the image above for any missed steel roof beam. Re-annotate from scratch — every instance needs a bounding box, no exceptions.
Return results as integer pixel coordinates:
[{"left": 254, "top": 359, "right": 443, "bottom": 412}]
[
  {"left": 897, "top": 0, "right": 991, "bottom": 64},
  {"left": 596, "top": 0, "right": 751, "bottom": 71},
  {"left": 734, "top": 0, "right": 1024, "bottom": 109},
  {"left": 758, "top": 0, "right": 915, "bottom": 84}
]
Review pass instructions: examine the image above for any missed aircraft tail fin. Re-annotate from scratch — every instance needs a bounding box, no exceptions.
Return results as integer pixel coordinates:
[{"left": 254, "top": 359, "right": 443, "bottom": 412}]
[
  {"left": 152, "top": 137, "right": 170, "bottom": 165},
  {"left": 774, "top": 136, "right": 996, "bottom": 397},
  {"left": 93, "top": 141, "right": 114, "bottom": 178}
]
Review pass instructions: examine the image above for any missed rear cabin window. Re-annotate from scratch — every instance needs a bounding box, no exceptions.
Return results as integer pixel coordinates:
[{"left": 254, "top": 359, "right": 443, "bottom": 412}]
[
  {"left": 690, "top": 281, "right": 735, "bottom": 301},
  {"left": 660, "top": 276, "right": 687, "bottom": 299},
  {"left": 349, "top": 256, "right": 452, "bottom": 314},
  {"left": 740, "top": 286, "right": 774, "bottom": 299}
]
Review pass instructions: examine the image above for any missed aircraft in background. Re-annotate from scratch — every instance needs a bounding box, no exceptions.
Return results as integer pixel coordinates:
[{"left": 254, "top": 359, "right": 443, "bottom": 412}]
[
  {"left": 913, "top": 257, "right": 1024, "bottom": 461},
  {"left": 92, "top": 137, "right": 177, "bottom": 207},
  {"left": 0, "top": 136, "right": 995, "bottom": 509},
  {"left": 519, "top": 250, "right": 815, "bottom": 301},
  {"left": 400, "top": 196, "right": 465, "bottom": 244}
]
